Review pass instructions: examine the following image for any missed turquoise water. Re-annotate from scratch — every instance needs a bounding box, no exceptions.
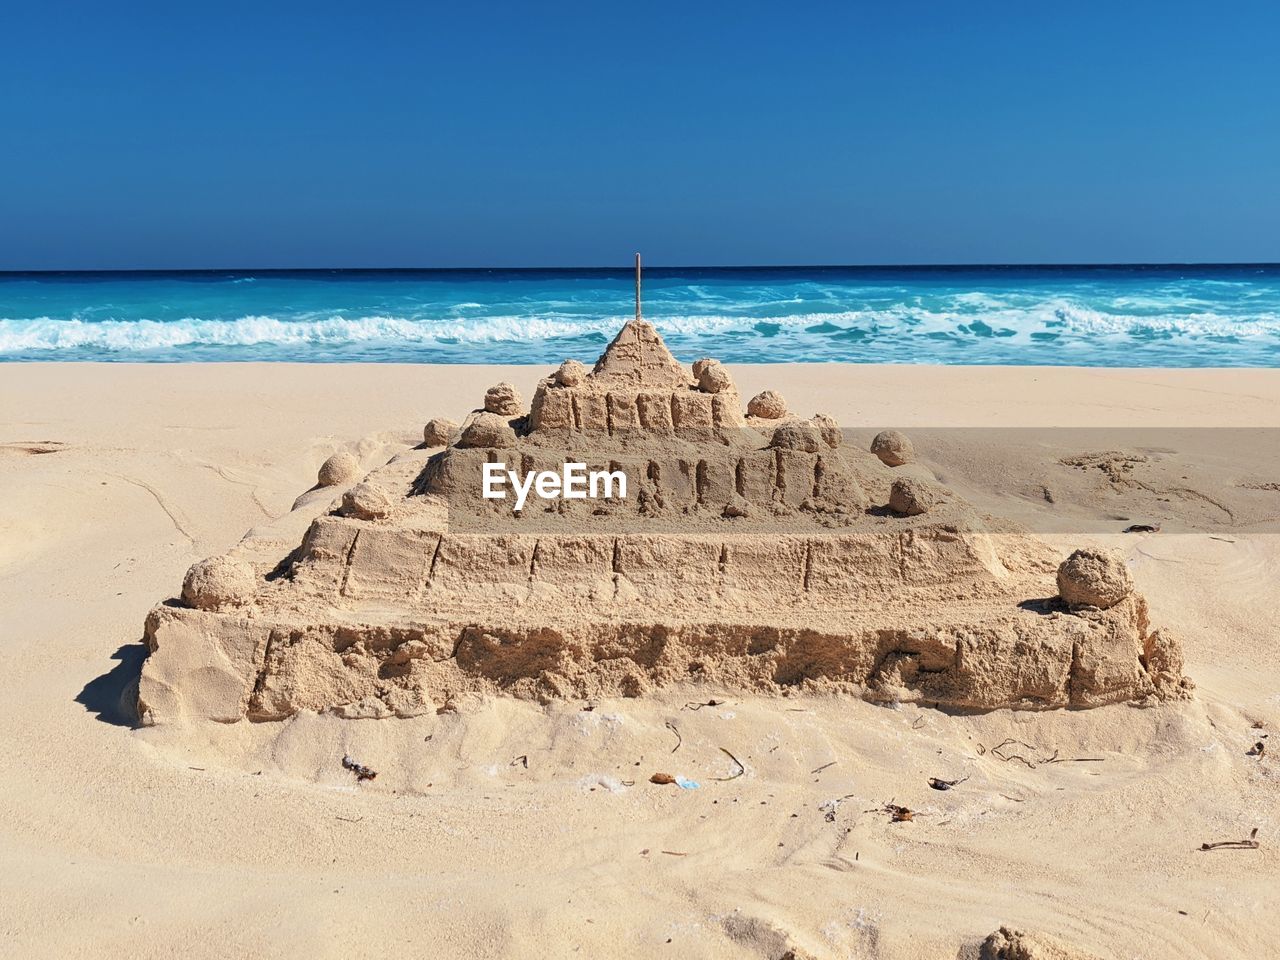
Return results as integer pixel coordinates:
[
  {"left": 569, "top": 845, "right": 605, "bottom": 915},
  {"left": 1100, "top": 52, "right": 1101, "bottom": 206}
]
[{"left": 2, "top": 265, "right": 1279, "bottom": 365}]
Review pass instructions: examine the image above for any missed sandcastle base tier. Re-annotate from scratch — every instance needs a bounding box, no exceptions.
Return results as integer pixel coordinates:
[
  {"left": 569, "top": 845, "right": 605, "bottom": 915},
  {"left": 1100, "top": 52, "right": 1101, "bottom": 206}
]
[{"left": 139, "top": 594, "right": 1185, "bottom": 724}]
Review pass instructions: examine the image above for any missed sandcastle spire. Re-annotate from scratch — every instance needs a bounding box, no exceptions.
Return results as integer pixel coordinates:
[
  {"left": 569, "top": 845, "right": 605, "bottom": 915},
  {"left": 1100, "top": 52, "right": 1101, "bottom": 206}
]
[{"left": 575, "top": 255, "right": 686, "bottom": 386}]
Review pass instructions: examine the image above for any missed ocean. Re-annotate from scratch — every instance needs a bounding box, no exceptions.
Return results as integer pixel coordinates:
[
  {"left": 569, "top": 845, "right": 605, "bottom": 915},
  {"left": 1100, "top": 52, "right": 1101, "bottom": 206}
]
[{"left": 2, "top": 264, "right": 1278, "bottom": 366}]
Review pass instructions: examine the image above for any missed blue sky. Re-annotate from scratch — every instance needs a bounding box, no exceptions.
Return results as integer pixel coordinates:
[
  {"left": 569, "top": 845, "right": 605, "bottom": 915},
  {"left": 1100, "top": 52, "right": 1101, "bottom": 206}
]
[{"left": 1, "top": 1, "right": 1277, "bottom": 268}]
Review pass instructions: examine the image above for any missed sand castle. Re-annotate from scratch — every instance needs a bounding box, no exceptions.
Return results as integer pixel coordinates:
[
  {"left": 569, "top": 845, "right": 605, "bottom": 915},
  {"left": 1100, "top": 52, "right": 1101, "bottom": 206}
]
[{"left": 138, "top": 320, "right": 1189, "bottom": 725}]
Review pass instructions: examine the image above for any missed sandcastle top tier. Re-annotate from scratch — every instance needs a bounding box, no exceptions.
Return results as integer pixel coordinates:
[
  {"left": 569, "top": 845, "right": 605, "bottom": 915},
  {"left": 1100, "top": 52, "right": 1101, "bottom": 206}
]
[{"left": 525, "top": 319, "right": 746, "bottom": 443}]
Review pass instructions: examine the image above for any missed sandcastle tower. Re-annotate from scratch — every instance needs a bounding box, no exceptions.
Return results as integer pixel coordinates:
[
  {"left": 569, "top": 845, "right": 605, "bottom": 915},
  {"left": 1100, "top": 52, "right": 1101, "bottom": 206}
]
[{"left": 528, "top": 318, "right": 746, "bottom": 439}]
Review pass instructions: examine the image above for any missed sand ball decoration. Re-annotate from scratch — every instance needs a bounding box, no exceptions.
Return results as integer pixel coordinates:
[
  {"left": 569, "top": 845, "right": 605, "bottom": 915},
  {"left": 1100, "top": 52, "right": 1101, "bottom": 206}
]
[
  {"left": 342, "top": 482, "right": 394, "bottom": 521},
  {"left": 871, "top": 429, "right": 914, "bottom": 467},
  {"left": 484, "top": 382, "right": 523, "bottom": 416},
  {"left": 697, "top": 361, "right": 734, "bottom": 394},
  {"left": 182, "top": 555, "right": 256, "bottom": 611},
  {"left": 423, "top": 417, "right": 458, "bottom": 447},
  {"left": 456, "top": 412, "right": 518, "bottom": 449},
  {"left": 768, "top": 421, "right": 822, "bottom": 453},
  {"left": 747, "top": 390, "right": 787, "bottom": 419},
  {"left": 554, "top": 360, "right": 587, "bottom": 387},
  {"left": 889, "top": 477, "right": 935, "bottom": 516},
  {"left": 1057, "top": 548, "right": 1133, "bottom": 609},
  {"left": 317, "top": 451, "right": 360, "bottom": 487},
  {"left": 812, "top": 413, "right": 842, "bottom": 448}
]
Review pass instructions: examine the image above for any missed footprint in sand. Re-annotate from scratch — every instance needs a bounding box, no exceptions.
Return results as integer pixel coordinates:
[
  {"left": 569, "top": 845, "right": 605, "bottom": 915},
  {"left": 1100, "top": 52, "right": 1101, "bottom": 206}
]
[{"left": 723, "top": 912, "right": 823, "bottom": 960}]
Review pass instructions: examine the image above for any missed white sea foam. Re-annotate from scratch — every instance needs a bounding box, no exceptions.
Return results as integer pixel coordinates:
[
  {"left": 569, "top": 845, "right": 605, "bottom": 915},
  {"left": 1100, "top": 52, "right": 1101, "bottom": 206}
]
[
  {"left": 0, "top": 314, "right": 605, "bottom": 351},
  {"left": 0, "top": 301, "right": 1277, "bottom": 355}
]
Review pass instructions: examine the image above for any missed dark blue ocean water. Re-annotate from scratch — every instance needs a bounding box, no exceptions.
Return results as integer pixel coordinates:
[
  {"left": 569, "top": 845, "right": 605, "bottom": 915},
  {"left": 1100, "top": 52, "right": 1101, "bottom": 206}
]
[{"left": 2, "top": 265, "right": 1279, "bottom": 365}]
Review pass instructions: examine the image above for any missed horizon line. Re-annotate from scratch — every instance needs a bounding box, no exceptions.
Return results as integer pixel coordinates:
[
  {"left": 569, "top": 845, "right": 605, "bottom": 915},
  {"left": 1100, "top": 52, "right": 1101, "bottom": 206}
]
[{"left": 4, "top": 260, "right": 1280, "bottom": 276}]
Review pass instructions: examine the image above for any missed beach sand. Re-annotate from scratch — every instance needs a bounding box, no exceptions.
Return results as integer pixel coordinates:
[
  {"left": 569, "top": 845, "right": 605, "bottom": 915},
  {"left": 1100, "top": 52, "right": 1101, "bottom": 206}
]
[{"left": 2, "top": 362, "right": 1278, "bottom": 959}]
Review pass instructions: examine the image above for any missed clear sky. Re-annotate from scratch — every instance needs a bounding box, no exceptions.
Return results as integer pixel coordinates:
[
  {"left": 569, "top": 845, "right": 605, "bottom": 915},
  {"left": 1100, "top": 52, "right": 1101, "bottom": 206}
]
[{"left": 2, "top": 1, "right": 1277, "bottom": 269}]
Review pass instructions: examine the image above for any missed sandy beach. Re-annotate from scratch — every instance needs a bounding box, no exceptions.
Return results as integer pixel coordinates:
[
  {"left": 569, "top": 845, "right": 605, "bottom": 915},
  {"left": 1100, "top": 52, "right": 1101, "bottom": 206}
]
[
  {"left": 2, "top": 360, "right": 1279, "bottom": 960},
  {"left": 7, "top": 1, "right": 1279, "bottom": 955}
]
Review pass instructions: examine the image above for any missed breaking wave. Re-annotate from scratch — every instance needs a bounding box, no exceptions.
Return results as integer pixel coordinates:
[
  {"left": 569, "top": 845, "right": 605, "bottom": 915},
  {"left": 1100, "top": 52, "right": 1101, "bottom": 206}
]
[{"left": 3, "top": 306, "right": 1279, "bottom": 346}]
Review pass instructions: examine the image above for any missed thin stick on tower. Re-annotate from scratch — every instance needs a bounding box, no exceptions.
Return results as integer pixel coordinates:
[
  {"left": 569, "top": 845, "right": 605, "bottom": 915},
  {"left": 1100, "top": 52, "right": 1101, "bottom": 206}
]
[{"left": 635, "top": 253, "right": 642, "bottom": 322}]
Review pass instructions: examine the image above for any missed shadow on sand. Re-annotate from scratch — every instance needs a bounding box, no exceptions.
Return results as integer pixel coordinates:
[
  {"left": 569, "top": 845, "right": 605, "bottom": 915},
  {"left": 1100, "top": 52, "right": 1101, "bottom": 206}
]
[
  {"left": 1017, "top": 596, "right": 1066, "bottom": 616},
  {"left": 76, "top": 641, "right": 148, "bottom": 727}
]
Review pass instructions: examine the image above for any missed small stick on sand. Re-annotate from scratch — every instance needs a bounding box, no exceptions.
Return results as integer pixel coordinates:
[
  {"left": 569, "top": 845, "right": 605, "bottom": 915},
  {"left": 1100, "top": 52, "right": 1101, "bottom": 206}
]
[
  {"left": 991, "top": 738, "right": 1038, "bottom": 753},
  {"left": 682, "top": 699, "right": 725, "bottom": 711},
  {"left": 990, "top": 739, "right": 1039, "bottom": 768},
  {"left": 713, "top": 748, "right": 745, "bottom": 781},
  {"left": 985, "top": 738, "right": 1102, "bottom": 769},
  {"left": 810, "top": 761, "right": 837, "bottom": 775},
  {"left": 665, "top": 720, "right": 682, "bottom": 753},
  {"left": 1200, "top": 828, "right": 1260, "bottom": 851},
  {"left": 1046, "top": 755, "right": 1106, "bottom": 763}
]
